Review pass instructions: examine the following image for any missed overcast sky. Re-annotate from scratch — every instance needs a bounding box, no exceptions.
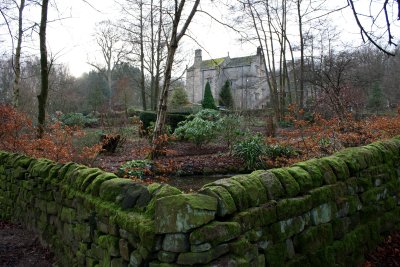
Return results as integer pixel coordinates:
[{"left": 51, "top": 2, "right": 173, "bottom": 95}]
[{"left": 2, "top": 0, "right": 398, "bottom": 77}]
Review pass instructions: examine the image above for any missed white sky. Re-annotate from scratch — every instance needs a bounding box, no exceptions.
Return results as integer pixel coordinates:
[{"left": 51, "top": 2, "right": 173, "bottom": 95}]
[{"left": 2, "top": 0, "right": 398, "bottom": 77}]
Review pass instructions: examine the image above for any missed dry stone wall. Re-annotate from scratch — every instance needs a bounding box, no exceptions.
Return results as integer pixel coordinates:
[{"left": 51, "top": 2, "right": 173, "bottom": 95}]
[{"left": 1, "top": 137, "right": 400, "bottom": 266}]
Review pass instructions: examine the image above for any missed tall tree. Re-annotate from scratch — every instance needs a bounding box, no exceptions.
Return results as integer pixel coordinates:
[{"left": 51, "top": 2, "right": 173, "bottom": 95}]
[
  {"left": 0, "top": 0, "right": 26, "bottom": 107},
  {"left": 151, "top": 0, "right": 200, "bottom": 156},
  {"left": 89, "top": 20, "right": 127, "bottom": 110},
  {"left": 37, "top": 0, "right": 49, "bottom": 138},
  {"left": 202, "top": 81, "right": 217, "bottom": 109},
  {"left": 219, "top": 80, "right": 234, "bottom": 109}
]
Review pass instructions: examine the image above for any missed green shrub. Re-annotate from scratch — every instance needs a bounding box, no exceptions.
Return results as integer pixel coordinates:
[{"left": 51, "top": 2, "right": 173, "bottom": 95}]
[
  {"left": 170, "top": 86, "right": 189, "bottom": 109},
  {"left": 167, "top": 113, "right": 189, "bottom": 129},
  {"left": 233, "top": 133, "right": 267, "bottom": 170},
  {"left": 117, "top": 160, "right": 153, "bottom": 179},
  {"left": 265, "top": 144, "right": 298, "bottom": 159},
  {"left": 219, "top": 80, "right": 234, "bottom": 109},
  {"left": 60, "top": 112, "right": 98, "bottom": 127},
  {"left": 174, "top": 110, "right": 224, "bottom": 146},
  {"left": 219, "top": 115, "right": 244, "bottom": 151},
  {"left": 139, "top": 111, "right": 157, "bottom": 129},
  {"left": 278, "top": 120, "right": 293, "bottom": 128},
  {"left": 202, "top": 81, "right": 217, "bottom": 109},
  {"left": 139, "top": 111, "right": 188, "bottom": 132}
]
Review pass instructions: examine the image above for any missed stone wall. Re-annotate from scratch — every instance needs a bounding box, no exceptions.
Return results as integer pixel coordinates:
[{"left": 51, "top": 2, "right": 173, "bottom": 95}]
[{"left": 1, "top": 137, "right": 400, "bottom": 266}]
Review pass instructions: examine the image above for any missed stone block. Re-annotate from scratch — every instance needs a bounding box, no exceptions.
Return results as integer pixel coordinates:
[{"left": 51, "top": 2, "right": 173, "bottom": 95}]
[
  {"left": 176, "top": 244, "right": 229, "bottom": 265},
  {"left": 85, "top": 172, "right": 118, "bottom": 196},
  {"left": 276, "top": 195, "right": 312, "bottom": 220},
  {"left": 287, "top": 166, "right": 314, "bottom": 193},
  {"left": 310, "top": 202, "right": 337, "bottom": 225},
  {"left": 205, "top": 178, "right": 250, "bottom": 211},
  {"left": 119, "top": 239, "right": 131, "bottom": 261},
  {"left": 199, "top": 186, "right": 236, "bottom": 217},
  {"left": 231, "top": 173, "right": 268, "bottom": 206},
  {"left": 271, "top": 214, "right": 307, "bottom": 241},
  {"left": 111, "top": 258, "right": 128, "bottom": 267},
  {"left": 270, "top": 168, "right": 300, "bottom": 197},
  {"left": 129, "top": 249, "right": 142, "bottom": 266},
  {"left": 256, "top": 171, "right": 285, "bottom": 200},
  {"left": 190, "top": 221, "right": 241, "bottom": 246},
  {"left": 232, "top": 201, "right": 277, "bottom": 231},
  {"left": 60, "top": 207, "right": 76, "bottom": 223},
  {"left": 293, "top": 223, "right": 333, "bottom": 253},
  {"left": 157, "top": 251, "right": 177, "bottom": 263},
  {"left": 154, "top": 194, "right": 217, "bottom": 233},
  {"left": 162, "top": 233, "right": 189, "bottom": 253},
  {"left": 321, "top": 156, "right": 350, "bottom": 181},
  {"left": 98, "top": 235, "right": 120, "bottom": 257}
]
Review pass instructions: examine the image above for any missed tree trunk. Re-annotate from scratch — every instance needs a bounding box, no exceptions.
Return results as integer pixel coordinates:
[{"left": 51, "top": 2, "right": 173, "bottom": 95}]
[
  {"left": 139, "top": 0, "right": 147, "bottom": 111},
  {"left": 151, "top": 0, "right": 200, "bottom": 158},
  {"left": 37, "top": 0, "right": 49, "bottom": 138},
  {"left": 12, "top": 0, "right": 25, "bottom": 108},
  {"left": 297, "top": 0, "right": 305, "bottom": 109}
]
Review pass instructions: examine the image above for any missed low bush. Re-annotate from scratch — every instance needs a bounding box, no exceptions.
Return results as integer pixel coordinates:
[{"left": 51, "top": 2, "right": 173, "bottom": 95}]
[
  {"left": 233, "top": 133, "right": 267, "bottom": 170},
  {"left": 174, "top": 117, "right": 219, "bottom": 146},
  {"left": 59, "top": 112, "right": 98, "bottom": 127},
  {"left": 265, "top": 144, "right": 298, "bottom": 159},
  {"left": 117, "top": 159, "right": 153, "bottom": 179}
]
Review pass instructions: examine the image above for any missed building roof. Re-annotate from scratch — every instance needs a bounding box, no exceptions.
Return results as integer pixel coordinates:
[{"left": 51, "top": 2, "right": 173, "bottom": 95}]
[
  {"left": 201, "top": 58, "right": 226, "bottom": 69},
  {"left": 187, "top": 54, "right": 257, "bottom": 71}
]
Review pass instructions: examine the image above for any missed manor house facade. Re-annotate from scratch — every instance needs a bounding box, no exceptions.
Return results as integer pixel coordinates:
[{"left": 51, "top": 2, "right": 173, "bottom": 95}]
[{"left": 186, "top": 48, "right": 269, "bottom": 109}]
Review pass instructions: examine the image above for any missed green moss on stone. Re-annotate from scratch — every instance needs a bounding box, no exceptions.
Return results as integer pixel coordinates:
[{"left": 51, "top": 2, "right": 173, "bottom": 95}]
[
  {"left": 276, "top": 195, "right": 312, "bottom": 220},
  {"left": 176, "top": 244, "right": 229, "bottom": 265},
  {"left": 232, "top": 201, "right": 277, "bottom": 231},
  {"left": 228, "top": 236, "right": 251, "bottom": 256},
  {"left": 98, "top": 178, "right": 137, "bottom": 202},
  {"left": 286, "top": 166, "right": 314, "bottom": 193},
  {"left": 270, "top": 168, "right": 300, "bottom": 197},
  {"left": 146, "top": 184, "right": 182, "bottom": 217},
  {"left": 154, "top": 194, "right": 217, "bottom": 233},
  {"left": 293, "top": 223, "right": 333, "bottom": 253},
  {"left": 190, "top": 221, "right": 241, "bottom": 246},
  {"left": 205, "top": 178, "right": 250, "bottom": 211},
  {"left": 232, "top": 173, "right": 268, "bottom": 207},
  {"left": 360, "top": 186, "right": 387, "bottom": 204},
  {"left": 98, "top": 235, "right": 120, "bottom": 257},
  {"left": 85, "top": 172, "right": 118, "bottom": 196},
  {"left": 199, "top": 186, "right": 236, "bottom": 217},
  {"left": 309, "top": 185, "right": 334, "bottom": 206},
  {"left": 255, "top": 170, "right": 285, "bottom": 200},
  {"left": 310, "top": 202, "right": 337, "bottom": 225},
  {"left": 270, "top": 214, "right": 307, "bottom": 241},
  {"left": 335, "top": 148, "right": 368, "bottom": 174},
  {"left": 265, "top": 242, "right": 287, "bottom": 267},
  {"left": 321, "top": 156, "right": 350, "bottom": 181}
]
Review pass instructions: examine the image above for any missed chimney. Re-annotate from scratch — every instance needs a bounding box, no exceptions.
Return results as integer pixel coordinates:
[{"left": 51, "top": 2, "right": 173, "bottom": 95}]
[
  {"left": 257, "top": 46, "right": 262, "bottom": 55},
  {"left": 194, "top": 49, "right": 202, "bottom": 67}
]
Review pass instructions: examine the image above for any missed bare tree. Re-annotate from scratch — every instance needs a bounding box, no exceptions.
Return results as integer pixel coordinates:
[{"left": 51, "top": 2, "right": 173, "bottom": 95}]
[
  {"left": 37, "top": 0, "right": 49, "bottom": 138},
  {"left": 0, "top": 0, "right": 26, "bottom": 107},
  {"left": 151, "top": 0, "right": 200, "bottom": 157},
  {"left": 89, "top": 20, "right": 128, "bottom": 110},
  {"left": 347, "top": 0, "right": 400, "bottom": 56}
]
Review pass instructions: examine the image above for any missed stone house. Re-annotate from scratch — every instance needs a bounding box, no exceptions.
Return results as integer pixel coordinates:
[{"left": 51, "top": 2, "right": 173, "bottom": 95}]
[{"left": 185, "top": 48, "right": 269, "bottom": 109}]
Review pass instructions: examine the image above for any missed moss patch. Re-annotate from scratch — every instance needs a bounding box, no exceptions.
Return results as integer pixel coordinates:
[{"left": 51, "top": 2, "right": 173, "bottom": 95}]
[{"left": 270, "top": 168, "right": 300, "bottom": 197}]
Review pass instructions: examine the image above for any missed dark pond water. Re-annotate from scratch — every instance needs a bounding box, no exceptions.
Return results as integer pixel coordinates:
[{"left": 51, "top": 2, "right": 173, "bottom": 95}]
[{"left": 166, "top": 174, "right": 235, "bottom": 192}]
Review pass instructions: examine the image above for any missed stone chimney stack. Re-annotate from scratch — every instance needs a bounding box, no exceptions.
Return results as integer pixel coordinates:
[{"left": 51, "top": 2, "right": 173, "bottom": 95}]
[
  {"left": 194, "top": 49, "right": 202, "bottom": 68},
  {"left": 257, "top": 46, "right": 262, "bottom": 55}
]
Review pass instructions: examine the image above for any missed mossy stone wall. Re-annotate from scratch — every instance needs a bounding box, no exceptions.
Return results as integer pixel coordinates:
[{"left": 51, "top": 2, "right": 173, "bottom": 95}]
[{"left": 1, "top": 137, "right": 400, "bottom": 266}]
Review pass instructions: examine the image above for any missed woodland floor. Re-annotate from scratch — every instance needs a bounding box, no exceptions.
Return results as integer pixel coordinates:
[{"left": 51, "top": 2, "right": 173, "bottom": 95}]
[
  {"left": 0, "top": 220, "right": 55, "bottom": 267},
  {"left": 0, "top": 218, "right": 399, "bottom": 266},
  {"left": 93, "top": 139, "right": 245, "bottom": 191}
]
